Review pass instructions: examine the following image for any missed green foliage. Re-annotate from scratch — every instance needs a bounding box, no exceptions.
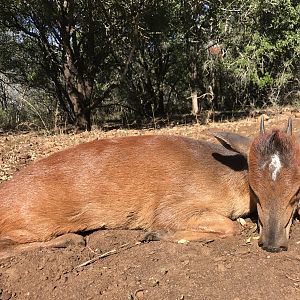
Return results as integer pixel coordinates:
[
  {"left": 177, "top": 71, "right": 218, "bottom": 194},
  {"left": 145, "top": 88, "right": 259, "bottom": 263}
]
[{"left": 0, "top": 0, "right": 299, "bottom": 130}]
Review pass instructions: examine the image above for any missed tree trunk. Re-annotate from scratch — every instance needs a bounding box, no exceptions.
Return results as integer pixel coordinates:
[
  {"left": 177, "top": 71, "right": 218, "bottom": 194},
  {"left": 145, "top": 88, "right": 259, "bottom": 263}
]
[
  {"left": 157, "top": 87, "right": 165, "bottom": 116},
  {"left": 190, "top": 59, "right": 199, "bottom": 115},
  {"left": 58, "top": 1, "right": 94, "bottom": 131},
  {"left": 69, "top": 93, "right": 91, "bottom": 131},
  {"left": 191, "top": 89, "right": 199, "bottom": 115},
  {"left": 63, "top": 53, "right": 93, "bottom": 131}
]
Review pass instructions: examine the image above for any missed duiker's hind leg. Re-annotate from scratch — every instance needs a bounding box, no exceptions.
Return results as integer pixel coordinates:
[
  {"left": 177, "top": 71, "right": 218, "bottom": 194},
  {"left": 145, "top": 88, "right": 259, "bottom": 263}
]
[
  {"left": 143, "top": 212, "right": 238, "bottom": 243},
  {"left": 0, "top": 233, "right": 86, "bottom": 259}
]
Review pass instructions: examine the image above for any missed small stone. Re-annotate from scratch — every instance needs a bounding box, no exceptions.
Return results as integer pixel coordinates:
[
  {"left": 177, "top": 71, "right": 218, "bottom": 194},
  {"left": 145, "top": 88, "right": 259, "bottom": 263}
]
[
  {"left": 149, "top": 277, "right": 160, "bottom": 287},
  {"left": 178, "top": 239, "right": 189, "bottom": 244},
  {"left": 135, "top": 290, "right": 144, "bottom": 299},
  {"left": 216, "top": 263, "right": 226, "bottom": 272},
  {"left": 246, "top": 237, "right": 252, "bottom": 244}
]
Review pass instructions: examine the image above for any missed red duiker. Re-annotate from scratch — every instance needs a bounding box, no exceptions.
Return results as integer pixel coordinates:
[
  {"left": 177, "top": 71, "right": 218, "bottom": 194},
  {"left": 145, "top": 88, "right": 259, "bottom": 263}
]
[
  {"left": 0, "top": 133, "right": 254, "bottom": 258},
  {"left": 214, "top": 117, "right": 300, "bottom": 252}
]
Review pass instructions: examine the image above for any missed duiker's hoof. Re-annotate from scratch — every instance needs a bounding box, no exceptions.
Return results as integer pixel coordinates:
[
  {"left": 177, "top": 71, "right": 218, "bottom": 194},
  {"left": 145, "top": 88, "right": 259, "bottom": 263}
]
[
  {"left": 140, "top": 232, "right": 161, "bottom": 243},
  {"left": 46, "top": 233, "right": 86, "bottom": 248}
]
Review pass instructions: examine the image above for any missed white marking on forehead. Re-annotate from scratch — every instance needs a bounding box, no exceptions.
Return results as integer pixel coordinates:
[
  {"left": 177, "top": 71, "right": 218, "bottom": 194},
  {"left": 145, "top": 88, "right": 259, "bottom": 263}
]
[{"left": 269, "top": 153, "right": 282, "bottom": 181}]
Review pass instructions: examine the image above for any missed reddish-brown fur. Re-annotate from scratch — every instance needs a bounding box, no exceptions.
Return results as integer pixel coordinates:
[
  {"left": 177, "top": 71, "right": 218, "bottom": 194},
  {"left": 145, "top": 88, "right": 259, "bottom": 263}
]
[{"left": 0, "top": 135, "right": 254, "bottom": 257}]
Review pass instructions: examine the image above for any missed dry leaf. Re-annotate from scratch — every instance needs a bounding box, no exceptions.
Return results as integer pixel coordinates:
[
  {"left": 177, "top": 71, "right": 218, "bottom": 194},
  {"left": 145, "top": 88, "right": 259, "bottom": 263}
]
[{"left": 237, "top": 218, "right": 247, "bottom": 226}]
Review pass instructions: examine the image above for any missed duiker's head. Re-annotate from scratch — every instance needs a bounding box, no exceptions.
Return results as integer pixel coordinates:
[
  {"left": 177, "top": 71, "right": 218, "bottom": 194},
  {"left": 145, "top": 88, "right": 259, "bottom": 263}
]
[{"left": 213, "top": 118, "right": 300, "bottom": 252}]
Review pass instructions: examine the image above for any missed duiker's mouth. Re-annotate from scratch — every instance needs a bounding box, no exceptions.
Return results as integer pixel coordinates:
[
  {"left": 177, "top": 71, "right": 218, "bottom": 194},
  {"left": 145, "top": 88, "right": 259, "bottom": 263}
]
[
  {"left": 260, "top": 243, "right": 287, "bottom": 253},
  {"left": 257, "top": 216, "right": 290, "bottom": 253}
]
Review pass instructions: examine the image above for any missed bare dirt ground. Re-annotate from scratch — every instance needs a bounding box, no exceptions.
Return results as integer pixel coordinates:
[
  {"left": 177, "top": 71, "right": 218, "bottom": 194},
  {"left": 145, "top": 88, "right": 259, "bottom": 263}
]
[{"left": 1, "top": 112, "right": 300, "bottom": 300}]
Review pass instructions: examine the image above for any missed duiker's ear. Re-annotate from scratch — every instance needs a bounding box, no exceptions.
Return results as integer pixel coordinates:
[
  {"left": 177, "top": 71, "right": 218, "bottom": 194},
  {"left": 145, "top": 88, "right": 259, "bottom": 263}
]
[{"left": 212, "top": 132, "right": 251, "bottom": 157}]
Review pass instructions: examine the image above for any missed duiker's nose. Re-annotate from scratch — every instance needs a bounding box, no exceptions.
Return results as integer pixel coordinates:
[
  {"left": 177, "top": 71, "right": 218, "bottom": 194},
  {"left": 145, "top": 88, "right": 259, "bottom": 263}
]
[
  {"left": 260, "top": 244, "right": 288, "bottom": 253},
  {"left": 258, "top": 214, "right": 290, "bottom": 253}
]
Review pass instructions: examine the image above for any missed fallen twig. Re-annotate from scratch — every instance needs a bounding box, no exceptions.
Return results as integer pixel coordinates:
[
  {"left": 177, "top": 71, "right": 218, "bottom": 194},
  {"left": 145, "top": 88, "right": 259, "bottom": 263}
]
[
  {"left": 74, "top": 241, "right": 141, "bottom": 269},
  {"left": 285, "top": 274, "right": 300, "bottom": 282},
  {"left": 284, "top": 254, "right": 300, "bottom": 262},
  {"left": 75, "top": 249, "right": 117, "bottom": 268}
]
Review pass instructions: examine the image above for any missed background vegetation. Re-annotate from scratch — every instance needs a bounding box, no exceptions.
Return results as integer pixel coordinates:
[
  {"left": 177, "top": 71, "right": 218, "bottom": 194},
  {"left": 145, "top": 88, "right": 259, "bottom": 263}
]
[{"left": 0, "top": 0, "right": 299, "bottom": 131}]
